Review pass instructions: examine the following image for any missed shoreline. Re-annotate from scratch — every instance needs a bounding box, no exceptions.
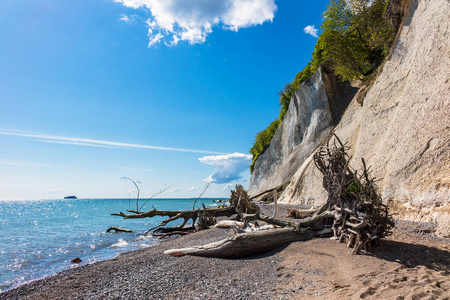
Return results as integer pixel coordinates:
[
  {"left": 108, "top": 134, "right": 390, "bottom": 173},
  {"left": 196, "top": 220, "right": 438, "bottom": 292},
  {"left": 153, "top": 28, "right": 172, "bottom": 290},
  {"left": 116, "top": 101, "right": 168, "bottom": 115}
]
[{"left": 1, "top": 205, "right": 449, "bottom": 299}]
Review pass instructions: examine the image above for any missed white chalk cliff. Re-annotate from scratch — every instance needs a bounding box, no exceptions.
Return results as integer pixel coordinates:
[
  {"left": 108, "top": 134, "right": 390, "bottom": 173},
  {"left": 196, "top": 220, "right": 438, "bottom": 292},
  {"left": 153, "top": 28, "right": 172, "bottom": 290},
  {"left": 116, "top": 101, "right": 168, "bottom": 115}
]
[
  {"left": 249, "top": 0, "right": 449, "bottom": 234},
  {"left": 248, "top": 68, "right": 357, "bottom": 197}
]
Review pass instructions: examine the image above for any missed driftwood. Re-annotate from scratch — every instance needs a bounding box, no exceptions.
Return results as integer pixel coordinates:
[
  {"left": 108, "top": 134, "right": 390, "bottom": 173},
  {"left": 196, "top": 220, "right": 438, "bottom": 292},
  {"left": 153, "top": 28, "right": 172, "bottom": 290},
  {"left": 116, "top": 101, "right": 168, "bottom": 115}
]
[
  {"left": 229, "top": 185, "right": 260, "bottom": 214},
  {"left": 313, "top": 135, "right": 394, "bottom": 254},
  {"left": 287, "top": 208, "right": 319, "bottom": 219},
  {"left": 113, "top": 139, "right": 393, "bottom": 258},
  {"left": 213, "top": 220, "right": 246, "bottom": 229},
  {"left": 112, "top": 206, "right": 236, "bottom": 233},
  {"left": 164, "top": 228, "right": 313, "bottom": 258},
  {"left": 106, "top": 226, "right": 133, "bottom": 233},
  {"left": 164, "top": 136, "right": 393, "bottom": 258},
  {"left": 111, "top": 184, "right": 259, "bottom": 234}
]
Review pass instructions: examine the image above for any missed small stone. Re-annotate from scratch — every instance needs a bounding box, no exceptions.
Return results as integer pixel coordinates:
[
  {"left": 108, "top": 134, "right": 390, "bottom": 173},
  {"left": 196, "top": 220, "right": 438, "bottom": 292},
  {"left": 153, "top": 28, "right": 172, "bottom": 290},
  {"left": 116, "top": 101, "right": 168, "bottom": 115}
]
[{"left": 71, "top": 257, "right": 82, "bottom": 264}]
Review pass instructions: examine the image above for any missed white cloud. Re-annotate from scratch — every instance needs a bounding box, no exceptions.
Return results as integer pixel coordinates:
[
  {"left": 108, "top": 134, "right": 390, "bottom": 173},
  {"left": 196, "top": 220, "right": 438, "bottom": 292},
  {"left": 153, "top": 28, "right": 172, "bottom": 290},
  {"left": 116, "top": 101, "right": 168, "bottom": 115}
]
[
  {"left": 115, "top": 0, "right": 277, "bottom": 46},
  {"left": 120, "top": 14, "right": 138, "bottom": 22},
  {"left": 170, "top": 187, "right": 182, "bottom": 193},
  {"left": 303, "top": 25, "right": 318, "bottom": 38},
  {"left": 199, "top": 152, "right": 252, "bottom": 184},
  {"left": 148, "top": 32, "right": 164, "bottom": 47},
  {"left": 222, "top": 183, "right": 234, "bottom": 191},
  {"left": 188, "top": 186, "right": 199, "bottom": 191},
  {"left": 0, "top": 129, "right": 223, "bottom": 155}
]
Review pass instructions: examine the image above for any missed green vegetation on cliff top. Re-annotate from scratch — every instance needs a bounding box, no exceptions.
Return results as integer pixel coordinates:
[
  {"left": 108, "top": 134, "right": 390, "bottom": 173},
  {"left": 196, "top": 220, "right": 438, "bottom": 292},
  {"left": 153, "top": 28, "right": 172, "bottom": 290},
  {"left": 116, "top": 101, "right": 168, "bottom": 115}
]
[{"left": 249, "top": 0, "right": 394, "bottom": 173}]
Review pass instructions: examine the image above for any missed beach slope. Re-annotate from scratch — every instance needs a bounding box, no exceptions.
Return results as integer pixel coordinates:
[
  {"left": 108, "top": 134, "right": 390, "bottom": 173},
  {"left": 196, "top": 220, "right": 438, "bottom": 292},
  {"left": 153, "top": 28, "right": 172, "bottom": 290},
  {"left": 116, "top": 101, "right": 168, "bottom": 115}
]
[{"left": 1, "top": 220, "right": 449, "bottom": 299}]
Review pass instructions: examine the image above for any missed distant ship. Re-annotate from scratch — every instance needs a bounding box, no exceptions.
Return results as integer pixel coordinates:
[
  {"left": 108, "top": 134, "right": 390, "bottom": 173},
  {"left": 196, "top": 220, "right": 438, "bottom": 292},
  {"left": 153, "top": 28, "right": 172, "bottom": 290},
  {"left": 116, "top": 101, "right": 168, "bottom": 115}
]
[{"left": 64, "top": 196, "right": 77, "bottom": 199}]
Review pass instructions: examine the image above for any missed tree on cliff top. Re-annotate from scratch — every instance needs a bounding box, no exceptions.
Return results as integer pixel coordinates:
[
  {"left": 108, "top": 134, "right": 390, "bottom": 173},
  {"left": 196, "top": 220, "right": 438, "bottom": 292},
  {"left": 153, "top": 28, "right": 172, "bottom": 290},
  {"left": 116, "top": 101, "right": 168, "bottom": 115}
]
[{"left": 315, "top": 0, "right": 394, "bottom": 81}]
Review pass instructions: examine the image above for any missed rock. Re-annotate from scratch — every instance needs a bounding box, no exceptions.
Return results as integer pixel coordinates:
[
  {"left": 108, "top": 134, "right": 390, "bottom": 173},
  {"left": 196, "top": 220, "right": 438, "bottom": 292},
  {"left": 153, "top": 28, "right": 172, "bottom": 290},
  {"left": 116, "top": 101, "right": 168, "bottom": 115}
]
[
  {"left": 259, "top": 0, "right": 450, "bottom": 224},
  {"left": 248, "top": 67, "right": 358, "bottom": 198},
  {"left": 436, "top": 215, "right": 450, "bottom": 239},
  {"left": 71, "top": 257, "right": 82, "bottom": 264}
]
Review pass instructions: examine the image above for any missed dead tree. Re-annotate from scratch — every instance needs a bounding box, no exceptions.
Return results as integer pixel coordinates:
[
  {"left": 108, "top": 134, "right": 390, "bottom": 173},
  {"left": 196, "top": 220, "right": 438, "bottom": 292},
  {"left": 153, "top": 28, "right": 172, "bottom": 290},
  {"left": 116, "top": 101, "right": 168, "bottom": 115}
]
[
  {"left": 120, "top": 177, "right": 174, "bottom": 213},
  {"left": 162, "top": 136, "right": 393, "bottom": 257},
  {"left": 112, "top": 206, "right": 237, "bottom": 233},
  {"left": 121, "top": 177, "right": 141, "bottom": 212}
]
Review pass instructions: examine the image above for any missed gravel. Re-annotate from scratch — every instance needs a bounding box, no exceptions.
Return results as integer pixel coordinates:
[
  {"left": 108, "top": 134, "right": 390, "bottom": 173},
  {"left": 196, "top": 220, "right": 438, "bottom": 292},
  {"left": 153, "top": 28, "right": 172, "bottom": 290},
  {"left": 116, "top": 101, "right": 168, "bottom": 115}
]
[{"left": 0, "top": 228, "right": 282, "bottom": 300}]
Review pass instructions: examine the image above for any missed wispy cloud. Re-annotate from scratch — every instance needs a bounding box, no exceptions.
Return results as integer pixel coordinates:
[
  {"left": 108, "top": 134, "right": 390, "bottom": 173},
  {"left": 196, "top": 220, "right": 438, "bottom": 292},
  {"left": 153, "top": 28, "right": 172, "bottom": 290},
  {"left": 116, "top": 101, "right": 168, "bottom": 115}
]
[
  {"left": 115, "top": 0, "right": 277, "bottom": 47},
  {"left": 170, "top": 187, "right": 182, "bottom": 193},
  {"left": 303, "top": 25, "right": 318, "bottom": 38},
  {"left": 222, "top": 183, "right": 234, "bottom": 191},
  {"left": 0, "top": 129, "right": 223, "bottom": 155},
  {"left": 188, "top": 186, "right": 199, "bottom": 192},
  {"left": 120, "top": 14, "right": 138, "bottom": 23},
  {"left": 199, "top": 152, "right": 252, "bottom": 184}
]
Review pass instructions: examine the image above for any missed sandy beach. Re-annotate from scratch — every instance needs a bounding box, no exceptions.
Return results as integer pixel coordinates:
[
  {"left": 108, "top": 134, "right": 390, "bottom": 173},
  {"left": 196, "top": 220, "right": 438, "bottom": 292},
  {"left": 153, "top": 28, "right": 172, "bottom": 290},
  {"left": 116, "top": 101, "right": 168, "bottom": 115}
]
[{"left": 1, "top": 205, "right": 449, "bottom": 300}]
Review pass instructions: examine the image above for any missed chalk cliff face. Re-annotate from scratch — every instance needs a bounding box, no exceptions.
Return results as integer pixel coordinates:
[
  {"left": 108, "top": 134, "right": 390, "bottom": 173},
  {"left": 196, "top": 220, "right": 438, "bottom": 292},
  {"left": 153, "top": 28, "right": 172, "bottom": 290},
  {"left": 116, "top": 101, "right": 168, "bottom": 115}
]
[
  {"left": 248, "top": 68, "right": 357, "bottom": 197},
  {"left": 249, "top": 0, "right": 449, "bottom": 229}
]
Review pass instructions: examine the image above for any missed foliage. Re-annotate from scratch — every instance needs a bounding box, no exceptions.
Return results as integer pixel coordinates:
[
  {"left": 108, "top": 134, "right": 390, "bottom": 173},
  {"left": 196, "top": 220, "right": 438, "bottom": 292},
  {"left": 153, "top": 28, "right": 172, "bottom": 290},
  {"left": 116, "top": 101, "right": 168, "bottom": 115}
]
[
  {"left": 279, "top": 62, "right": 319, "bottom": 120},
  {"left": 249, "top": 119, "right": 280, "bottom": 173},
  {"left": 315, "top": 0, "right": 394, "bottom": 81}
]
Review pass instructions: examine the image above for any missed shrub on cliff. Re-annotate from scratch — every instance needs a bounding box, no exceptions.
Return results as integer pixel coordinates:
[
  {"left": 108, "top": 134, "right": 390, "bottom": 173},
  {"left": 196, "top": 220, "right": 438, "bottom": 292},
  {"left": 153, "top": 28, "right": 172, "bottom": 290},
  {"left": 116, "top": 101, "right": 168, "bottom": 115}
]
[
  {"left": 249, "top": 119, "right": 280, "bottom": 173},
  {"left": 279, "top": 62, "right": 318, "bottom": 121},
  {"left": 315, "top": 0, "right": 394, "bottom": 81}
]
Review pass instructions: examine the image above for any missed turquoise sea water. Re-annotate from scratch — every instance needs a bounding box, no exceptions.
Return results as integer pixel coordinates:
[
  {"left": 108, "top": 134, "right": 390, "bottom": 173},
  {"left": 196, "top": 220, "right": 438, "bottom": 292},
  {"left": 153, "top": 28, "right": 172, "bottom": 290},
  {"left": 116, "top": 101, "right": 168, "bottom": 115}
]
[{"left": 0, "top": 198, "right": 222, "bottom": 292}]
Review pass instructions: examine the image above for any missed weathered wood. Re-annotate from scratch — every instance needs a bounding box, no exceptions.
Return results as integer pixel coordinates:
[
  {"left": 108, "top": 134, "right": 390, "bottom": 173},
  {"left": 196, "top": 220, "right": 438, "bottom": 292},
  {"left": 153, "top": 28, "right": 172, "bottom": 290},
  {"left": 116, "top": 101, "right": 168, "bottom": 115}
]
[
  {"left": 273, "top": 190, "right": 278, "bottom": 218},
  {"left": 213, "top": 220, "right": 246, "bottom": 229},
  {"left": 113, "top": 206, "right": 237, "bottom": 233},
  {"left": 112, "top": 206, "right": 236, "bottom": 220},
  {"left": 240, "top": 212, "right": 293, "bottom": 228},
  {"left": 106, "top": 226, "right": 133, "bottom": 233},
  {"left": 164, "top": 227, "right": 313, "bottom": 258},
  {"left": 314, "top": 228, "right": 333, "bottom": 236},
  {"left": 287, "top": 208, "right": 319, "bottom": 219},
  {"left": 230, "top": 185, "right": 260, "bottom": 214},
  {"left": 314, "top": 135, "right": 394, "bottom": 254}
]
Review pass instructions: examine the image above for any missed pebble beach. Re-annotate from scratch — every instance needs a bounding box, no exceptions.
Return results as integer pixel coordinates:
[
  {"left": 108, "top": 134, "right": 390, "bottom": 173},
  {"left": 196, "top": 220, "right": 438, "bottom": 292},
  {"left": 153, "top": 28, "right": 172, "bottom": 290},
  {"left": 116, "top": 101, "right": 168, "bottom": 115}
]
[{"left": 1, "top": 205, "right": 449, "bottom": 300}]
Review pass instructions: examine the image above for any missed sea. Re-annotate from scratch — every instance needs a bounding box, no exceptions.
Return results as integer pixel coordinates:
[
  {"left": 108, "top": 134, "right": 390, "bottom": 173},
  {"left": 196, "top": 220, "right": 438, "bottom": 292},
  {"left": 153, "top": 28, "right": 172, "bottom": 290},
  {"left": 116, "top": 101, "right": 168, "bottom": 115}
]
[{"left": 0, "top": 198, "right": 223, "bottom": 292}]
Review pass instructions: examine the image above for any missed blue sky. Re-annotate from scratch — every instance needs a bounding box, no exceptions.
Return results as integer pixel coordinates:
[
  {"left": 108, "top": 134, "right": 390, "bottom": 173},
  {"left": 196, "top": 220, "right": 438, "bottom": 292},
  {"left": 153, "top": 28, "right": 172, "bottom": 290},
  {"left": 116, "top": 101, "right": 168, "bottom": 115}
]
[{"left": 0, "top": 0, "right": 328, "bottom": 199}]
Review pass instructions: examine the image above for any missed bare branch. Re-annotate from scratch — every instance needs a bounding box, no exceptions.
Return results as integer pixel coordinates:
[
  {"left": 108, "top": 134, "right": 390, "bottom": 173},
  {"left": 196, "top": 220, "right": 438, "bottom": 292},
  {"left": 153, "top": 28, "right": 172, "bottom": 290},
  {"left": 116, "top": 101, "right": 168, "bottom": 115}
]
[
  {"left": 121, "top": 177, "right": 141, "bottom": 211},
  {"left": 138, "top": 183, "right": 175, "bottom": 212},
  {"left": 192, "top": 183, "right": 210, "bottom": 210}
]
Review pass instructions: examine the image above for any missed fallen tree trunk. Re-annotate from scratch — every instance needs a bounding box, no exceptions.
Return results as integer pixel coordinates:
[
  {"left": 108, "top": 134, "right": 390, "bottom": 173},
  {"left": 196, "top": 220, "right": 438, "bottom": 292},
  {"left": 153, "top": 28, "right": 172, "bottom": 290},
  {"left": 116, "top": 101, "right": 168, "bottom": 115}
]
[{"left": 164, "top": 227, "right": 313, "bottom": 258}]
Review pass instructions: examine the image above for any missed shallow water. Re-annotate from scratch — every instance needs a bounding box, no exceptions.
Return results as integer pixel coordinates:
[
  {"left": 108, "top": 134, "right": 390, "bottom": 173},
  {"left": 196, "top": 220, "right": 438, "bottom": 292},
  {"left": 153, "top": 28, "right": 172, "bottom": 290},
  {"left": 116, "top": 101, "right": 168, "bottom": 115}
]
[{"left": 0, "top": 198, "right": 221, "bottom": 292}]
